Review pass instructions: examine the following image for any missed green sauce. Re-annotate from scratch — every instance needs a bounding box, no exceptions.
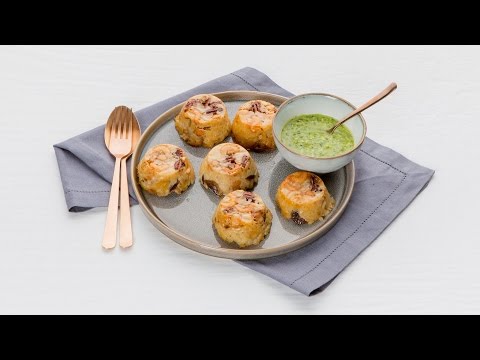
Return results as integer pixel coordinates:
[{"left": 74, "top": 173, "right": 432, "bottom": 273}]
[{"left": 281, "top": 114, "right": 354, "bottom": 158}]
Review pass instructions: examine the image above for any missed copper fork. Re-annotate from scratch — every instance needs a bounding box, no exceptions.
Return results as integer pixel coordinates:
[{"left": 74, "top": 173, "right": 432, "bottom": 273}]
[{"left": 102, "top": 106, "right": 133, "bottom": 249}]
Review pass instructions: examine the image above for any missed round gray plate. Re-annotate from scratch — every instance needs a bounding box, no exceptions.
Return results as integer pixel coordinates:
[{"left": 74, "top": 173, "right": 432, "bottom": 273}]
[{"left": 132, "top": 91, "right": 355, "bottom": 260}]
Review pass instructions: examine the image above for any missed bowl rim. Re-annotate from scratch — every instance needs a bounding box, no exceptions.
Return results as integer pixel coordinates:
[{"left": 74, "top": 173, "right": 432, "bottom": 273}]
[{"left": 273, "top": 92, "right": 367, "bottom": 160}]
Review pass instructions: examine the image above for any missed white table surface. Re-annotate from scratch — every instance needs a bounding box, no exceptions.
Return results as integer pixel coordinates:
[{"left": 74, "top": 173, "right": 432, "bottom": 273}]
[{"left": 1, "top": 45, "right": 479, "bottom": 314}]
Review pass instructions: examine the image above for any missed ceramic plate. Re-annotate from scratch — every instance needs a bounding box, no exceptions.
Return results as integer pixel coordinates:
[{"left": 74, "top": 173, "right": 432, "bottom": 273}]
[{"left": 131, "top": 91, "right": 355, "bottom": 259}]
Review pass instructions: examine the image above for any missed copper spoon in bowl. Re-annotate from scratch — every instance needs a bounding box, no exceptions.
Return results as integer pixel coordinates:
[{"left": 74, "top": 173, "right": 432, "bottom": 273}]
[{"left": 328, "top": 82, "right": 397, "bottom": 134}]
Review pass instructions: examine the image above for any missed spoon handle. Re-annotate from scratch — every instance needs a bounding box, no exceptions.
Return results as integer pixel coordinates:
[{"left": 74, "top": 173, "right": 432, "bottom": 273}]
[
  {"left": 330, "top": 82, "right": 397, "bottom": 133},
  {"left": 102, "top": 157, "right": 121, "bottom": 249}
]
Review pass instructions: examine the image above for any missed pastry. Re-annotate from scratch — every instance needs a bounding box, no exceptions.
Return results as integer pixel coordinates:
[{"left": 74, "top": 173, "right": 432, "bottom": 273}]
[
  {"left": 232, "top": 100, "right": 277, "bottom": 151},
  {"left": 175, "top": 94, "right": 231, "bottom": 148},
  {"left": 213, "top": 190, "right": 272, "bottom": 248},
  {"left": 137, "top": 144, "right": 195, "bottom": 196},
  {"left": 199, "top": 143, "right": 259, "bottom": 196},
  {"left": 276, "top": 171, "right": 334, "bottom": 225}
]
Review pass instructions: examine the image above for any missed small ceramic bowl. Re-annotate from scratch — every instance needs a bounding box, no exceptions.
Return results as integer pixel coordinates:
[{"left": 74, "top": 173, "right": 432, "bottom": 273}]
[{"left": 273, "top": 93, "right": 367, "bottom": 173}]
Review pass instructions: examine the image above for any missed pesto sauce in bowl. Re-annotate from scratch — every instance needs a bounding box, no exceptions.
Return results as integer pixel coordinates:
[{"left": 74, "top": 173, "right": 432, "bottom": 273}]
[{"left": 281, "top": 114, "right": 354, "bottom": 158}]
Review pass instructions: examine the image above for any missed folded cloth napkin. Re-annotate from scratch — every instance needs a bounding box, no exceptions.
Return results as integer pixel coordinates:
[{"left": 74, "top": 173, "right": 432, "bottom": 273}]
[{"left": 54, "top": 67, "right": 434, "bottom": 295}]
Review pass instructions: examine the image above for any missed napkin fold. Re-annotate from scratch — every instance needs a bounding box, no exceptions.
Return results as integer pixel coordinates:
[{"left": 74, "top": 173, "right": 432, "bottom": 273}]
[{"left": 54, "top": 67, "right": 434, "bottom": 295}]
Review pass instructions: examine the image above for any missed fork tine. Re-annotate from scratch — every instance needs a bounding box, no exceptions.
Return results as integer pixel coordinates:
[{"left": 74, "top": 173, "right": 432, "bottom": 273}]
[
  {"left": 128, "top": 108, "right": 133, "bottom": 140},
  {"left": 108, "top": 107, "right": 120, "bottom": 138},
  {"left": 125, "top": 110, "right": 129, "bottom": 140},
  {"left": 118, "top": 107, "right": 124, "bottom": 139},
  {"left": 107, "top": 112, "right": 114, "bottom": 140},
  {"left": 128, "top": 109, "right": 135, "bottom": 139},
  {"left": 114, "top": 106, "right": 122, "bottom": 138},
  {"left": 123, "top": 106, "right": 130, "bottom": 139}
]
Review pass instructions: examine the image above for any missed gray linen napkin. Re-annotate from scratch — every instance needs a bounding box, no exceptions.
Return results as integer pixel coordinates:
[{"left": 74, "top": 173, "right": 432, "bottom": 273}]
[{"left": 54, "top": 67, "right": 434, "bottom": 295}]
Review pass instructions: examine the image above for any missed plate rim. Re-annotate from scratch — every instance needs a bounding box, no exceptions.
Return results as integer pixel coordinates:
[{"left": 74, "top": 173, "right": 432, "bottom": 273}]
[{"left": 131, "top": 90, "right": 355, "bottom": 260}]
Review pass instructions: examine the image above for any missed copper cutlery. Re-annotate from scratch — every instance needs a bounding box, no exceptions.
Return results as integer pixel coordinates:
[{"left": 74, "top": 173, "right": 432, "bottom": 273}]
[
  {"left": 328, "top": 83, "right": 397, "bottom": 134},
  {"left": 102, "top": 106, "right": 139, "bottom": 249}
]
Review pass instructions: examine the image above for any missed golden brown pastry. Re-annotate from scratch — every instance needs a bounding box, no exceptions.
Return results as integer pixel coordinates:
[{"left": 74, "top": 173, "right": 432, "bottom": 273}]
[
  {"left": 276, "top": 171, "right": 334, "bottom": 225},
  {"left": 213, "top": 190, "right": 272, "bottom": 248},
  {"left": 199, "top": 143, "right": 259, "bottom": 196},
  {"left": 137, "top": 144, "right": 195, "bottom": 196},
  {"left": 232, "top": 100, "right": 277, "bottom": 151},
  {"left": 175, "top": 94, "right": 231, "bottom": 148}
]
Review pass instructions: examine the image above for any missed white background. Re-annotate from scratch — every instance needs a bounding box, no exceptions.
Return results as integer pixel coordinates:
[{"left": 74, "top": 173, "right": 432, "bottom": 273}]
[{"left": 1, "top": 45, "right": 479, "bottom": 314}]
